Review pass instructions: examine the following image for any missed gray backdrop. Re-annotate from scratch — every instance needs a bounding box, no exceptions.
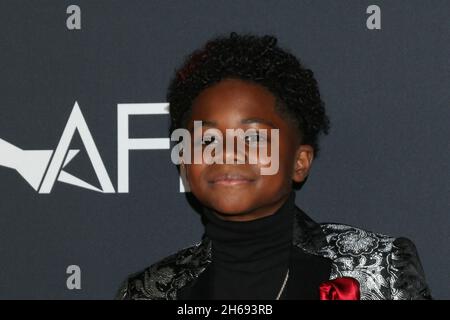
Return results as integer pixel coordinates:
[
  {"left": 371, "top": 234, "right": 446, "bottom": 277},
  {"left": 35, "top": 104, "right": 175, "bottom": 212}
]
[{"left": 0, "top": 0, "right": 448, "bottom": 299}]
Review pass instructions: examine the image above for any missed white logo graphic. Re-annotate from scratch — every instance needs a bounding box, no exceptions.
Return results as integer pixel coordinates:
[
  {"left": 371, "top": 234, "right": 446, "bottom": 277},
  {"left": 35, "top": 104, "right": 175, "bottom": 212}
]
[{"left": 0, "top": 101, "right": 173, "bottom": 193}]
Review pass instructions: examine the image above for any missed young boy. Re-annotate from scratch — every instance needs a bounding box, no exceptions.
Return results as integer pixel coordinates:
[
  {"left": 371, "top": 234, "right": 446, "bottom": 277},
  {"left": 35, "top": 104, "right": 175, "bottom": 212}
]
[{"left": 116, "top": 33, "right": 431, "bottom": 300}]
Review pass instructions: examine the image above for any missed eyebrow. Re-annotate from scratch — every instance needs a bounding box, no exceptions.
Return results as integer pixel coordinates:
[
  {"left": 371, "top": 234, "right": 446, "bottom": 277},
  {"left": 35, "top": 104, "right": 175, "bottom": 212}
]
[{"left": 190, "top": 118, "right": 277, "bottom": 129}]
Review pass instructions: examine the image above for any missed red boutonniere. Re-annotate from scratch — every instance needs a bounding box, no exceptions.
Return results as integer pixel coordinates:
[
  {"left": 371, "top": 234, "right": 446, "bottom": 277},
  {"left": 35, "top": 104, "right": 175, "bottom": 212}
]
[{"left": 319, "top": 277, "right": 361, "bottom": 300}]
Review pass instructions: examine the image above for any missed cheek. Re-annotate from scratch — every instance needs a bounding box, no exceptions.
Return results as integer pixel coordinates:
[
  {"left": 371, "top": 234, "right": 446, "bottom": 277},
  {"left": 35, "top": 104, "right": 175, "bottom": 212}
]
[
  {"left": 255, "top": 140, "right": 293, "bottom": 176},
  {"left": 255, "top": 146, "right": 291, "bottom": 185},
  {"left": 255, "top": 169, "right": 290, "bottom": 193},
  {"left": 186, "top": 164, "right": 207, "bottom": 190}
]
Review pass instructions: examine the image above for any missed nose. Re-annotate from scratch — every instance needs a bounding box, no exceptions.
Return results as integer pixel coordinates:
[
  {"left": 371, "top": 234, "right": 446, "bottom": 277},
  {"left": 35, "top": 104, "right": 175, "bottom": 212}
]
[{"left": 223, "top": 132, "right": 246, "bottom": 164}]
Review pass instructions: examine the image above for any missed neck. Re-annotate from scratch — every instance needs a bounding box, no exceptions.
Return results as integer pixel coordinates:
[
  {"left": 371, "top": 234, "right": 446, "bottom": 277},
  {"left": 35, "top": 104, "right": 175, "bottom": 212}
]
[
  {"left": 202, "top": 190, "right": 296, "bottom": 273},
  {"left": 208, "top": 192, "right": 292, "bottom": 222}
]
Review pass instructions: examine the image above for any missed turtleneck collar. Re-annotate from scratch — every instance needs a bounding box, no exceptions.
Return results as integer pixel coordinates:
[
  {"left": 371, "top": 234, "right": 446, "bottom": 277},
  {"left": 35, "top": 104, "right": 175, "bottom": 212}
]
[{"left": 202, "top": 190, "right": 296, "bottom": 273}]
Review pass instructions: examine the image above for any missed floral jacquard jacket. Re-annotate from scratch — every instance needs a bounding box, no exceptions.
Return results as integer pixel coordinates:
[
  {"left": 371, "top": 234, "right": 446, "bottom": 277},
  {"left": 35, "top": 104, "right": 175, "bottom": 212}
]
[{"left": 116, "top": 206, "right": 432, "bottom": 300}]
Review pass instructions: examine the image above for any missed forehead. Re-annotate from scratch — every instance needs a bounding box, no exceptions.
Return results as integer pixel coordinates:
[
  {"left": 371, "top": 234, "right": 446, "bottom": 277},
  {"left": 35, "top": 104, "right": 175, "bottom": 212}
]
[{"left": 190, "top": 78, "right": 283, "bottom": 126}]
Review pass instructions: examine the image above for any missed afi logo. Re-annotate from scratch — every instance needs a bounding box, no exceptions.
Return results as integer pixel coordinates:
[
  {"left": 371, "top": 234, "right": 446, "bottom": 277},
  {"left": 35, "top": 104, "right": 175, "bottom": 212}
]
[{"left": 0, "top": 102, "right": 177, "bottom": 193}]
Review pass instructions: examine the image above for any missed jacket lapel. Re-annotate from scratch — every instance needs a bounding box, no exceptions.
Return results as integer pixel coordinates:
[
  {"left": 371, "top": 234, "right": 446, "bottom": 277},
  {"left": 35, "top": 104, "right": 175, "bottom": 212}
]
[
  {"left": 174, "top": 238, "right": 212, "bottom": 300},
  {"left": 281, "top": 206, "right": 332, "bottom": 299},
  {"left": 281, "top": 244, "right": 332, "bottom": 299},
  {"left": 176, "top": 262, "right": 213, "bottom": 300}
]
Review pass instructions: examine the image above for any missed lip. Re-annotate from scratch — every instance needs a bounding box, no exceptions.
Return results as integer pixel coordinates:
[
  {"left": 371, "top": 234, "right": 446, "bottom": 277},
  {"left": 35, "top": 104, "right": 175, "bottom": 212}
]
[{"left": 209, "top": 173, "right": 255, "bottom": 186}]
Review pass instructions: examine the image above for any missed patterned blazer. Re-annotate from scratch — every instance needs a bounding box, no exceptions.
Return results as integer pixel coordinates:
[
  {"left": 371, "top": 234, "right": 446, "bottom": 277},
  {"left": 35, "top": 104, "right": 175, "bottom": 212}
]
[{"left": 116, "top": 206, "right": 432, "bottom": 300}]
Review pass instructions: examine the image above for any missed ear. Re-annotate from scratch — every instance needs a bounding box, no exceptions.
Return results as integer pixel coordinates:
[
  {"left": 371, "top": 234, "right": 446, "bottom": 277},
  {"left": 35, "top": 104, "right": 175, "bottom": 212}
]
[{"left": 292, "top": 145, "right": 314, "bottom": 183}]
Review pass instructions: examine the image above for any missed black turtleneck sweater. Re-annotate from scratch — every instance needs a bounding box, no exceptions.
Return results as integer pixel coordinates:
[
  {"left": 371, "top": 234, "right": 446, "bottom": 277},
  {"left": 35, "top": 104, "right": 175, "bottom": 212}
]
[{"left": 202, "top": 191, "right": 296, "bottom": 300}]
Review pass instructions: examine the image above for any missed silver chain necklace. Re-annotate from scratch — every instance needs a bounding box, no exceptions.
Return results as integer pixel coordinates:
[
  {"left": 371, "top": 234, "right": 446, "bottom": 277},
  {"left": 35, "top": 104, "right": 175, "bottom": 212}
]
[{"left": 275, "top": 269, "right": 289, "bottom": 300}]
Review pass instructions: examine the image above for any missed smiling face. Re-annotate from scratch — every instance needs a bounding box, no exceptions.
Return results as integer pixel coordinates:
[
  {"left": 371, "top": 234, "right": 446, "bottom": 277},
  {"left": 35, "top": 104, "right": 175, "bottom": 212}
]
[{"left": 182, "top": 78, "right": 314, "bottom": 221}]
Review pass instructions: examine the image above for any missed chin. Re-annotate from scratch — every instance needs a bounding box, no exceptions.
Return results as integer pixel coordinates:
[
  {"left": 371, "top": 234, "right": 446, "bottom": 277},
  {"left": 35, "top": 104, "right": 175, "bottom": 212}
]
[
  {"left": 212, "top": 203, "right": 251, "bottom": 216},
  {"left": 192, "top": 186, "right": 259, "bottom": 215},
  {"left": 206, "top": 196, "right": 253, "bottom": 216}
]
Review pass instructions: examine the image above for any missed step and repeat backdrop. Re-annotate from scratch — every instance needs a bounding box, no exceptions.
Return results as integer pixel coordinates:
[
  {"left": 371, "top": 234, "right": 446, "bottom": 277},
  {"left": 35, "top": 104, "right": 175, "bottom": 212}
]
[{"left": 0, "top": 1, "right": 448, "bottom": 299}]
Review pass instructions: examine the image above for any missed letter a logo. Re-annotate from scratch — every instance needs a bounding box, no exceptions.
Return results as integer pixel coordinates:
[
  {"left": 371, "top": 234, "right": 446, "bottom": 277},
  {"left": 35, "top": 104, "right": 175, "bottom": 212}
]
[{"left": 39, "top": 102, "right": 115, "bottom": 193}]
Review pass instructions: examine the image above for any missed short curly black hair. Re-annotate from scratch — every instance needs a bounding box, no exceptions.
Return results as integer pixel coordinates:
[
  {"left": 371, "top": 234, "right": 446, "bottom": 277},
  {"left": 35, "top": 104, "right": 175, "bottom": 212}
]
[{"left": 167, "top": 32, "right": 330, "bottom": 158}]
